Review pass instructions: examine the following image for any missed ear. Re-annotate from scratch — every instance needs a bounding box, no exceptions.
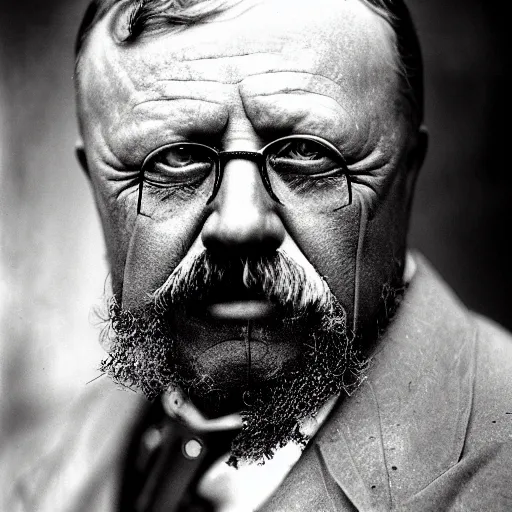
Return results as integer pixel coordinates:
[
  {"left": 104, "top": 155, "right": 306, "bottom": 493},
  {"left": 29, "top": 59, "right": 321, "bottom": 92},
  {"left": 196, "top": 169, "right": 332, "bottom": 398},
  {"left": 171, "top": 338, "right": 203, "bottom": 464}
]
[
  {"left": 415, "top": 124, "right": 429, "bottom": 173},
  {"left": 75, "top": 139, "right": 90, "bottom": 178},
  {"left": 405, "top": 124, "right": 428, "bottom": 206}
]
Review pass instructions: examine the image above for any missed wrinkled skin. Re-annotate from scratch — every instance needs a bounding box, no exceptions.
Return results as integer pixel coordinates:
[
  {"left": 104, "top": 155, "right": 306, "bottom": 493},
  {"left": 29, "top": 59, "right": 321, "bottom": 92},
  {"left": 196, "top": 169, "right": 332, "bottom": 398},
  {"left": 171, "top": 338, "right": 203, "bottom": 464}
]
[{"left": 76, "top": 0, "right": 426, "bottom": 409}]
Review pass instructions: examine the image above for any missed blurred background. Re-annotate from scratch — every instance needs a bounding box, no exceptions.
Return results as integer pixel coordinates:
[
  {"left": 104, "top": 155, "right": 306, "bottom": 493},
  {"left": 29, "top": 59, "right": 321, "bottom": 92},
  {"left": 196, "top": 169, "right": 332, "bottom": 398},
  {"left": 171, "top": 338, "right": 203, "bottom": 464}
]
[{"left": 1, "top": 0, "right": 511, "bottom": 446}]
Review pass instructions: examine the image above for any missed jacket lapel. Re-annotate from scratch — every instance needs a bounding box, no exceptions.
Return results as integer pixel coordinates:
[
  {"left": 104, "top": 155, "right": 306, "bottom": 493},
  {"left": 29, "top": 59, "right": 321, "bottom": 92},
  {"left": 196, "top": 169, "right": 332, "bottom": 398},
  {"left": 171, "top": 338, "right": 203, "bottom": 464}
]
[
  {"left": 316, "top": 255, "right": 477, "bottom": 509},
  {"left": 317, "top": 382, "right": 393, "bottom": 511}
]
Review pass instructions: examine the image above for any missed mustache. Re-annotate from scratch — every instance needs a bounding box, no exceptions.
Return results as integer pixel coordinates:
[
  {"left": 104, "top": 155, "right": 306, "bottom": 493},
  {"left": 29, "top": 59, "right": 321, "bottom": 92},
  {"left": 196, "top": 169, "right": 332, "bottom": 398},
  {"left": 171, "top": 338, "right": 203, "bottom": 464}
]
[{"left": 150, "top": 248, "right": 340, "bottom": 319}]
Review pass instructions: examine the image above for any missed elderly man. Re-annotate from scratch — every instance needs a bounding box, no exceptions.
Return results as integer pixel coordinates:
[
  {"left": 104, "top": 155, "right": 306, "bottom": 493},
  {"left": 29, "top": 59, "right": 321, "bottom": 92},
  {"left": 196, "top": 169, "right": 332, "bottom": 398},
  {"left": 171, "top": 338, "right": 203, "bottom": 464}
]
[{"left": 5, "top": 0, "right": 512, "bottom": 510}]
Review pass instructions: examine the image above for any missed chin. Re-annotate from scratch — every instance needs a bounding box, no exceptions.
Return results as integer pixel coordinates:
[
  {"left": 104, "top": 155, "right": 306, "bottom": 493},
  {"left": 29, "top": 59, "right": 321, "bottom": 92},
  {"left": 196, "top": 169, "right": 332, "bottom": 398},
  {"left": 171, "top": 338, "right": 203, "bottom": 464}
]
[{"left": 175, "top": 337, "right": 301, "bottom": 418}]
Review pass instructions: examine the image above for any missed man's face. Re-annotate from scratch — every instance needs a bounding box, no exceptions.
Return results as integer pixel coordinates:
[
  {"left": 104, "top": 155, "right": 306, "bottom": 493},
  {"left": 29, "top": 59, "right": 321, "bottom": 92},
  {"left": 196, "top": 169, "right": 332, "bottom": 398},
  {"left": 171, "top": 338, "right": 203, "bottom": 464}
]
[{"left": 77, "top": 0, "right": 420, "bottom": 420}]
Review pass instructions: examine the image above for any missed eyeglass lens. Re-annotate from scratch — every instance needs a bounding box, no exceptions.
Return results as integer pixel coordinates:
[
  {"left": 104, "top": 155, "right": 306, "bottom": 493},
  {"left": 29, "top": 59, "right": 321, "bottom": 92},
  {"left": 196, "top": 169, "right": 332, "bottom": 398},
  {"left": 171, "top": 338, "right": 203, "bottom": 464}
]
[{"left": 138, "top": 136, "right": 351, "bottom": 219}]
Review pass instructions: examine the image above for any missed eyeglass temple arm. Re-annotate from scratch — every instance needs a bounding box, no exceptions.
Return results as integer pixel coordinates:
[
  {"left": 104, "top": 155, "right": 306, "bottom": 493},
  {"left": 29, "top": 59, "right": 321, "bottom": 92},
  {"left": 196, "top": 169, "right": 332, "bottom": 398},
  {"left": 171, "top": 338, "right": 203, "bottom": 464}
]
[{"left": 333, "top": 174, "right": 352, "bottom": 211}]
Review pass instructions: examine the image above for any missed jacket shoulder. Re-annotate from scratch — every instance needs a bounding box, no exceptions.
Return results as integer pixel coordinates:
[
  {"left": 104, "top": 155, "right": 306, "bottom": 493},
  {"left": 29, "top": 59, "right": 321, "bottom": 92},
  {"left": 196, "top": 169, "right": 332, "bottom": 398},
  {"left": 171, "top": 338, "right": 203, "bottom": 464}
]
[
  {"left": 464, "top": 314, "right": 512, "bottom": 450},
  {"left": 1, "top": 380, "right": 145, "bottom": 512}
]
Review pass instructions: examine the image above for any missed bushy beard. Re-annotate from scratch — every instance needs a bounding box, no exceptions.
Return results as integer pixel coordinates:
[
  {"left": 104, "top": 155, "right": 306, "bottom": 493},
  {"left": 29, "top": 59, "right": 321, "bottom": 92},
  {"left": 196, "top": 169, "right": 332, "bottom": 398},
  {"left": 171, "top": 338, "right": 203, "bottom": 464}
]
[{"left": 98, "top": 251, "right": 400, "bottom": 464}]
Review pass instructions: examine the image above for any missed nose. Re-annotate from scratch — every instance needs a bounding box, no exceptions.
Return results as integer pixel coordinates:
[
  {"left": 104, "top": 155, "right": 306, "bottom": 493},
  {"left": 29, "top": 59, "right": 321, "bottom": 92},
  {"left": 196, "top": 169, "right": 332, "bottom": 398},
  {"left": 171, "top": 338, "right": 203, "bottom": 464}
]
[{"left": 201, "top": 158, "right": 285, "bottom": 256}]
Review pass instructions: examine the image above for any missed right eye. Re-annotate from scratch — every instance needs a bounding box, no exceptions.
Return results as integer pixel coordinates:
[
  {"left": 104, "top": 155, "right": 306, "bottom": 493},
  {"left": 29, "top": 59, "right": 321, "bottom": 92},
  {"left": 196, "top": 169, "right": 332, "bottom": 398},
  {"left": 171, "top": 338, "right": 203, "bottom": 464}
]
[
  {"left": 266, "top": 137, "right": 344, "bottom": 177},
  {"left": 142, "top": 143, "right": 216, "bottom": 187}
]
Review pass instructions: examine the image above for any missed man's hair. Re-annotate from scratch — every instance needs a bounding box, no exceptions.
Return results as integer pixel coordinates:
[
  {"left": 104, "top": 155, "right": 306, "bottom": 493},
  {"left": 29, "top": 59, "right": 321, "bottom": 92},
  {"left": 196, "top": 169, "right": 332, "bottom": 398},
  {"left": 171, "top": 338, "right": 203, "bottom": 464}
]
[{"left": 75, "top": 0, "right": 423, "bottom": 124}]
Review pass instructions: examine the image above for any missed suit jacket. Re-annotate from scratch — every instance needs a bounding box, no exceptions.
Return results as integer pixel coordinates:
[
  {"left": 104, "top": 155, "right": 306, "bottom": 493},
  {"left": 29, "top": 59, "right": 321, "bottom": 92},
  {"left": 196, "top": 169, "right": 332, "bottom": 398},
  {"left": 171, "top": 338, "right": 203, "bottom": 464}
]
[{"left": 3, "top": 255, "right": 512, "bottom": 511}]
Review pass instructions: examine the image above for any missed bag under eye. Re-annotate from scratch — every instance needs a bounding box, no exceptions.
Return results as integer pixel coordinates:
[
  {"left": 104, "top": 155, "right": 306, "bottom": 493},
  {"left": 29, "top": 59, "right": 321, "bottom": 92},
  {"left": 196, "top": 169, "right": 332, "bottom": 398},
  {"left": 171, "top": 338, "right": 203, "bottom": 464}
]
[{"left": 267, "top": 155, "right": 340, "bottom": 176}]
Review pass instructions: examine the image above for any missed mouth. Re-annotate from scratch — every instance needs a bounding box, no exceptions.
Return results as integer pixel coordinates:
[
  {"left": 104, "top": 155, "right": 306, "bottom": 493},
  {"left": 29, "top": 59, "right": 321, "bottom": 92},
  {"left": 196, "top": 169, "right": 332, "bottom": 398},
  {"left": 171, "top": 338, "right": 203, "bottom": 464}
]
[
  {"left": 207, "top": 300, "right": 275, "bottom": 320},
  {"left": 178, "top": 279, "right": 278, "bottom": 322},
  {"left": 168, "top": 292, "right": 303, "bottom": 389}
]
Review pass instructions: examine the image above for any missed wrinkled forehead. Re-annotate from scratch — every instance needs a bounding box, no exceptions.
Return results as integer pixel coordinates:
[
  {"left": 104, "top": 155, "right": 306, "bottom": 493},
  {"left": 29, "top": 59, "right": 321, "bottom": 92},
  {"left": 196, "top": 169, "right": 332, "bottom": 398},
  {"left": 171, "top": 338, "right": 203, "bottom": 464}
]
[{"left": 76, "top": 0, "right": 398, "bottom": 143}]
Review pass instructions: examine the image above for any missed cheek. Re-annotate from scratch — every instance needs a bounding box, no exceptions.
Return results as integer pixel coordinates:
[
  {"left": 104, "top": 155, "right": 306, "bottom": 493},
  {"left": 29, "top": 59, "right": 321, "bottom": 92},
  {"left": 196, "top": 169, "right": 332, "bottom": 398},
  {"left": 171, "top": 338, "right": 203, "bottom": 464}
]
[
  {"left": 281, "top": 174, "right": 410, "bottom": 335},
  {"left": 91, "top": 168, "right": 206, "bottom": 306},
  {"left": 280, "top": 203, "right": 362, "bottom": 327},
  {"left": 92, "top": 181, "right": 138, "bottom": 298},
  {"left": 121, "top": 202, "right": 206, "bottom": 309},
  {"left": 357, "top": 176, "right": 410, "bottom": 325}
]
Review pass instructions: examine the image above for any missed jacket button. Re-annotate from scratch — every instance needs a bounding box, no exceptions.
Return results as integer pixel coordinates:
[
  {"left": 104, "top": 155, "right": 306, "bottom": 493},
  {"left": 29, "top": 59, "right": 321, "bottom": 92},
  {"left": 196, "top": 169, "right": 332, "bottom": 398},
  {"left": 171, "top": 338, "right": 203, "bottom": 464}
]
[{"left": 183, "top": 438, "right": 203, "bottom": 459}]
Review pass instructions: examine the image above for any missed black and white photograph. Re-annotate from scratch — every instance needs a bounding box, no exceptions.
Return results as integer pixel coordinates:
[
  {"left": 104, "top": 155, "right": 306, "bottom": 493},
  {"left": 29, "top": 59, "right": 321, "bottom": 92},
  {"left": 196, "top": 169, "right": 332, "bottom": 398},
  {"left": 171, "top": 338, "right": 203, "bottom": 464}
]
[{"left": 1, "top": 0, "right": 511, "bottom": 510}]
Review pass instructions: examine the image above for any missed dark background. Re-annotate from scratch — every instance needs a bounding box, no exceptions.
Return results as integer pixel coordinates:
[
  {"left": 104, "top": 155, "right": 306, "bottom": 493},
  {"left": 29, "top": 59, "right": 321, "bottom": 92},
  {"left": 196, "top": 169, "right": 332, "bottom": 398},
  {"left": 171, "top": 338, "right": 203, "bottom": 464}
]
[{"left": 1, "top": 0, "right": 510, "bottom": 443}]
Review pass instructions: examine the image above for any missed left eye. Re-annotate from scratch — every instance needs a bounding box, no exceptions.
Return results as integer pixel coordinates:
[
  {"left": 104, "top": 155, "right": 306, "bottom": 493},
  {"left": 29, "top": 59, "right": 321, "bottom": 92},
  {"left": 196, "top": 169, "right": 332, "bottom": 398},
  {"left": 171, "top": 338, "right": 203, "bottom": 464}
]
[
  {"left": 280, "top": 140, "right": 326, "bottom": 160},
  {"left": 267, "top": 138, "right": 343, "bottom": 176},
  {"left": 142, "top": 143, "right": 215, "bottom": 187},
  {"left": 161, "top": 145, "right": 197, "bottom": 167}
]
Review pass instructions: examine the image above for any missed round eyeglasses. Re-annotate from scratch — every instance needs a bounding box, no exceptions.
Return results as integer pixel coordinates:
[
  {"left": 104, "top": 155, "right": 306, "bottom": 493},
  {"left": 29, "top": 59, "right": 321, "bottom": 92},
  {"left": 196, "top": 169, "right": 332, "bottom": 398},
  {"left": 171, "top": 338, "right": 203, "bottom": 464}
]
[{"left": 137, "top": 134, "right": 352, "bottom": 218}]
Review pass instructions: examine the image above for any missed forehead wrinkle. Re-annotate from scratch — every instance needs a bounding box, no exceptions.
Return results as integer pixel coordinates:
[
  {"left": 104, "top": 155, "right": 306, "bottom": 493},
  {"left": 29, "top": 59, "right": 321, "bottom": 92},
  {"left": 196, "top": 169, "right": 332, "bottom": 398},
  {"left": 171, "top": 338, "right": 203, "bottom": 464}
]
[
  {"left": 132, "top": 98, "right": 223, "bottom": 112},
  {"left": 239, "top": 70, "right": 350, "bottom": 93},
  {"left": 133, "top": 48, "right": 356, "bottom": 89},
  {"left": 239, "top": 70, "right": 355, "bottom": 115},
  {"left": 176, "top": 50, "right": 283, "bottom": 63},
  {"left": 152, "top": 54, "right": 290, "bottom": 86},
  {"left": 145, "top": 77, "right": 236, "bottom": 84},
  {"left": 131, "top": 77, "right": 231, "bottom": 108}
]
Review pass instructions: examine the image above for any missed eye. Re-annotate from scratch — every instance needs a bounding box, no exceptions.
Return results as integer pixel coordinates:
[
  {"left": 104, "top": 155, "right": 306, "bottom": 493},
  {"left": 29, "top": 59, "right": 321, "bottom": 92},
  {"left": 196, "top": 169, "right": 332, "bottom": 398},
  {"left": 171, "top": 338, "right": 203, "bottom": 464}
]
[
  {"left": 142, "top": 143, "right": 216, "bottom": 187},
  {"left": 267, "top": 138, "right": 344, "bottom": 176},
  {"left": 281, "top": 140, "right": 325, "bottom": 160},
  {"left": 158, "top": 145, "right": 200, "bottom": 167}
]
